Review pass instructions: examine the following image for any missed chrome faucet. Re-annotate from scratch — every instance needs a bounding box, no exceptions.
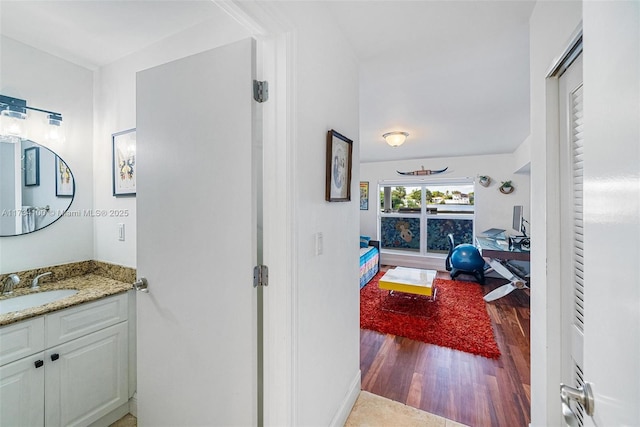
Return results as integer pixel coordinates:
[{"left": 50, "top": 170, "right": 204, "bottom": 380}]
[
  {"left": 31, "top": 272, "right": 52, "bottom": 290},
  {"left": 2, "top": 274, "right": 20, "bottom": 295}
]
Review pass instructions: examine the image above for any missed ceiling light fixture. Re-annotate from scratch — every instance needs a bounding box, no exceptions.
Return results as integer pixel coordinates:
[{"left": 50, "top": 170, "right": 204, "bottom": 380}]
[
  {"left": 383, "top": 131, "right": 409, "bottom": 147},
  {"left": 0, "top": 94, "right": 64, "bottom": 144}
]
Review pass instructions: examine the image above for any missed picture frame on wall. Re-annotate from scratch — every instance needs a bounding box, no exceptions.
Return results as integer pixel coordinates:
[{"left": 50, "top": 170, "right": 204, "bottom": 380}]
[
  {"left": 360, "top": 181, "right": 369, "bottom": 210},
  {"left": 325, "top": 129, "right": 353, "bottom": 202},
  {"left": 55, "top": 156, "right": 74, "bottom": 197},
  {"left": 24, "top": 147, "right": 40, "bottom": 186},
  {"left": 112, "top": 128, "right": 136, "bottom": 196}
]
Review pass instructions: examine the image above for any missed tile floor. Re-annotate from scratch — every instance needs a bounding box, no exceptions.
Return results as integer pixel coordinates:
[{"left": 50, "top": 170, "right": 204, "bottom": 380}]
[{"left": 110, "top": 391, "right": 467, "bottom": 426}]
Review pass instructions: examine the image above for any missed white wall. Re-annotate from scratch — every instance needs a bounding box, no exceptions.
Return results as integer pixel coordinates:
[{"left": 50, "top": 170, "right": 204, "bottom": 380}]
[
  {"left": 513, "top": 135, "right": 532, "bottom": 174},
  {"left": 0, "top": 36, "right": 94, "bottom": 273},
  {"left": 528, "top": 1, "right": 582, "bottom": 425},
  {"left": 92, "top": 12, "right": 251, "bottom": 268},
  {"left": 0, "top": 142, "right": 19, "bottom": 235},
  {"left": 277, "top": 2, "right": 361, "bottom": 425},
  {"left": 361, "top": 153, "right": 531, "bottom": 242}
]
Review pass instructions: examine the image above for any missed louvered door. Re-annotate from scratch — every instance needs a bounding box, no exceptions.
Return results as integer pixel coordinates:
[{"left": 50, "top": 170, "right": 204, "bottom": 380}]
[
  {"left": 559, "top": 54, "right": 585, "bottom": 425},
  {"left": 571, "top": 83, "right": 584, "bottom": 335},
  {"left": 570, "top": 82, "right": 586, "bottom": 426},
  {"left": 555, "top": 5, "right": 640, "bottom": 424}
]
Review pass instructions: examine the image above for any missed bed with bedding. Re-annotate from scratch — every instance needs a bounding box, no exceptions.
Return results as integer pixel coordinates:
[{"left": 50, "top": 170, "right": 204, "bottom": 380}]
[{"left": 360, "top": 237, "right": 380, "bottom": 288}]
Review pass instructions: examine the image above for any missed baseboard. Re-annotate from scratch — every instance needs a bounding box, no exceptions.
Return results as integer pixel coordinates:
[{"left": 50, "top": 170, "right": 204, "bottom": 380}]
[
  {"left": 129, "top": 393, "right": 138, "bottom": 417},
  {"left": 87, "top": 402, "right": 130, "bottom": 427},
  {"left": 329, "top": 370, "right": 361, "bottom": 427},
  {"left": 381, "top": 253, "right": 446, "bottom": 271}
]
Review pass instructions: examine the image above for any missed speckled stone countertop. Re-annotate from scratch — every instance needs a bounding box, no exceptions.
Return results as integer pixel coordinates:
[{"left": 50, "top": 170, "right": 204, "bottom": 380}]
[{"left": 0, "top": 261, "right": 134, "bottom": 327}]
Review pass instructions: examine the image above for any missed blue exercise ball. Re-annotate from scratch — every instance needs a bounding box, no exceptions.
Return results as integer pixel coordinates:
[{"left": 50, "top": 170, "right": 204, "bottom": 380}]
[{"left": 450, "top": 244, "right": 485, "bottom": 271}]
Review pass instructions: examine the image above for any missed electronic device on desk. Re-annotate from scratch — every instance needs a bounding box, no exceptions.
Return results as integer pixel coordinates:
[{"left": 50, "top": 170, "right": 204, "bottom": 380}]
[
  {"left": 510, "top": 205, "right": 531, "bottom": 250},
  {"left": 481, "top": 228, "right": 506, "bottom": 239},
  {"left": 481, "top": 228, "right": 508, "bottom": 247}
]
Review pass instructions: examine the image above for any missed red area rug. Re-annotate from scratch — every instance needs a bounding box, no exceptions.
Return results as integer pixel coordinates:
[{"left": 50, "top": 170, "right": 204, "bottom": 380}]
[{"left": 360, "top": 271, "right": 500, "bottom": 359}]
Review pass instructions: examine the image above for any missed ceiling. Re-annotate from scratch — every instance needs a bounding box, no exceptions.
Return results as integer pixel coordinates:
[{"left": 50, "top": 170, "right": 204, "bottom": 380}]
[
  {"left": 0, "top": 1, "right": 535, "bottom": 163},
  {"left": 324, "top": 1, "right": 535, "bottom": 162},
  {"left": 0, "top": 1, "right": 224, "bottom": 69}
]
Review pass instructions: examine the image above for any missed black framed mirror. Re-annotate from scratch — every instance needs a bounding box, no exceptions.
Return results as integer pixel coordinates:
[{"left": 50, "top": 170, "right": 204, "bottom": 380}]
[{"left": 0, "top": 139, "right": 75, "bottom": 236}]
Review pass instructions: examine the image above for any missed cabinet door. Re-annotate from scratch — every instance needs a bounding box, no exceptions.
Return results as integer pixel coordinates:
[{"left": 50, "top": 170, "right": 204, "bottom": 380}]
[
  {"left": 45, "top": 322, "right": 128, "bottom": 427},
  {"left": 0, "top": 353, "right": 45, "bottom": 427}
]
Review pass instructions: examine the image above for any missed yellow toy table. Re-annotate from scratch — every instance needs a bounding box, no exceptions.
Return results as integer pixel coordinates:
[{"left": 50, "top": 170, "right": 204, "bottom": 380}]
[{"left": 378, "top": 267, "right": 437, "bottom": 300}]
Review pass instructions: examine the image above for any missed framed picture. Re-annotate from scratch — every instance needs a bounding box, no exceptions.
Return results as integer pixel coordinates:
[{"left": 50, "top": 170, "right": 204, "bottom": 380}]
[
  {"left": 360, "top": 181, "right": 369, "bottom": 210},
  {"left": 112, "top": 128, "right": 136, "bottom": 196},
  {"left": 55, "top": 156, "right": 74, "bottom": 197},
  {"left": 325, "top": 129, "right": 353, "bottom": 202},
  {"left": 24, "top": 147, "right": 40, "bottom": 186}
]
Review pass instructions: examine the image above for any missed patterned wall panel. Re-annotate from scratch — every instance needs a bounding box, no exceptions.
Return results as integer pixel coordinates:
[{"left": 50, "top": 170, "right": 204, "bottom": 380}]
[
  {"left": 426, "top": 218, "right": 473, "bottom": 253},
  {"left": 380, "top": 217, "right": 420, "bottom": 252}
]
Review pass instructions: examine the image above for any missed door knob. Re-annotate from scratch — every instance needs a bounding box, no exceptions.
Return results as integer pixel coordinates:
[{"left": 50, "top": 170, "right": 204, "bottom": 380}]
[
  {"left": 134, "top": 277, "right": 149, "bottom": 293},
  {"left": 560, "top": 382, "right": 594, "bottom": 426}
]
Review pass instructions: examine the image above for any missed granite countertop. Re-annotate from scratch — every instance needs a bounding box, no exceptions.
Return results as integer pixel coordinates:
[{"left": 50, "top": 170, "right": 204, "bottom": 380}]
[{"left": 0, "top": 274, "right": 133, "bottom": 327}]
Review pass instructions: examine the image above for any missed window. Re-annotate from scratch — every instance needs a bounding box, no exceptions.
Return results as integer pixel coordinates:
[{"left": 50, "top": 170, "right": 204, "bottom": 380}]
[
  {"left": 379, "top": 179, "right": 474, "bottom": 256},
  {"left": 380, "top": 185, "right": 422, "bottom": 212}
]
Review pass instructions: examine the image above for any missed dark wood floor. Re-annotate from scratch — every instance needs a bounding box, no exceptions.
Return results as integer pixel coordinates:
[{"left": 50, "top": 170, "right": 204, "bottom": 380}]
[{"left": 360, "top": 268, "right": 530, "bottom": 427}]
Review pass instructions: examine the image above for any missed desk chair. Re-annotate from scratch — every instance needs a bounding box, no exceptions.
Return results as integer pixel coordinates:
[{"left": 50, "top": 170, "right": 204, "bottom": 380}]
[{"left": 445, "top": 233, "right": 486, "bottom": 284}]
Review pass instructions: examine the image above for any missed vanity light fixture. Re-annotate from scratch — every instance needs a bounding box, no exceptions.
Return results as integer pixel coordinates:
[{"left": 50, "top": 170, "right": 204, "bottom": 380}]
[
  {"left": 383, "top": 131, "right": 409, "bottom": 147},
  {"left": 0, "top": 96, "right": 28, "bottom": 142},
  {"left": 0, "top": 94, "right": 64, "bottom": 144},
  {"left": 44, "top": 113, "right": 65, "bottom": 144}
]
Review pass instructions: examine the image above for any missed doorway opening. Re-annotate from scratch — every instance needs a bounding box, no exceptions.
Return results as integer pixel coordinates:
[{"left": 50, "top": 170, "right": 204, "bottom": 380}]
[{"left": 359, "top": 267, "right": 531, "bottom": 425}]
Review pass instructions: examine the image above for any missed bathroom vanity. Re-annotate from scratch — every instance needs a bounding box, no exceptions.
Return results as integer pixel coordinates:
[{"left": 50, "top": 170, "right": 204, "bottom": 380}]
[{"left": 0, "top": 268, "right": 135, "bottom": 427}]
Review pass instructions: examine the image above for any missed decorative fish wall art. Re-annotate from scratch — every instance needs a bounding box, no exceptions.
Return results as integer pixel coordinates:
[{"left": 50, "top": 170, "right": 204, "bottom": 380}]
[{"left": 397, "top": 166, "right": 448, "bottom": 176}]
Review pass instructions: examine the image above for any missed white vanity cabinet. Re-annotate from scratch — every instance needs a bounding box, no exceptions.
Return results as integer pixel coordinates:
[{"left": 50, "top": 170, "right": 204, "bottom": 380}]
[
  {"left": 0, "top": 293, "right": 129, "bottom": 427},
  {"left": 0, "top": 316, "right": 46, "bottom": 425}
]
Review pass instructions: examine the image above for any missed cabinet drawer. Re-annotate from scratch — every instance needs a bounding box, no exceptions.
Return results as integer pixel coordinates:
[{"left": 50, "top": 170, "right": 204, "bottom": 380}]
[
  {"left": 0, "top": 317, "right": 45, "bottom": 366},
  {"left": 46, "top": 293, "right": 127, "bottom": 348}
]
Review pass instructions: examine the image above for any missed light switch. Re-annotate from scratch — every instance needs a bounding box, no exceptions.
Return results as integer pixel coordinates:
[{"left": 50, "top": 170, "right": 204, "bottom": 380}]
[
  {"left": 315, "top": 232, "right": 323, "bottom": 256},
  {"left": 118, "top": 223, "right": 125, "bottom": 241}
]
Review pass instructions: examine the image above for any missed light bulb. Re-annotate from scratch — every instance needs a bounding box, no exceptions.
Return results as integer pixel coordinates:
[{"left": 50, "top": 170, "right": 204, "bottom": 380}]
[
  {"left": 0, "top": 109, "right": 27, "bottom": 142},
  {"left": 44, "top": 114, "right": 65, "bottom": 144}
]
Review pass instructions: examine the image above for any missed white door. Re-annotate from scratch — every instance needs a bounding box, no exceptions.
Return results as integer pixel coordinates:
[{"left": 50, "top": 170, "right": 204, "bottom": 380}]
[
  {"left": 581, "top": 3, "right": 640, "bottom": 424},
  {"left": 557, "top": 4, "right": 640, "bottom": 424},
  {"left": 558, "top": 52, "right": 587, "bottom": 425},
  {"left": 136, "top": 38, "right": 259, "bottom": 426}
]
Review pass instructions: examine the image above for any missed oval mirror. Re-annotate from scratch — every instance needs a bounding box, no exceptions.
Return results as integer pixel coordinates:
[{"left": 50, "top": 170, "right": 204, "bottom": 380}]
[{"left": 0, "top": 140, "right": 75, "bottom": 237}]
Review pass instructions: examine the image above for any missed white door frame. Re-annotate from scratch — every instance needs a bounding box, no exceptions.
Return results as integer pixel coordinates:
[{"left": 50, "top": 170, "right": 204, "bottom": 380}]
[
  {"left": 535, "top": 24, "right": 583, "bottom": 426},
  {"left": 212, "top": 2, "right": 297, "bottom": 425}
]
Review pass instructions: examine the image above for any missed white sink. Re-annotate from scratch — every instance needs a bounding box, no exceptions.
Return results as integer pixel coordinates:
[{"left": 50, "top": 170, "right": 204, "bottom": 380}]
[{"left": 0, "top": 289, "right": 78, "bottom": 315}]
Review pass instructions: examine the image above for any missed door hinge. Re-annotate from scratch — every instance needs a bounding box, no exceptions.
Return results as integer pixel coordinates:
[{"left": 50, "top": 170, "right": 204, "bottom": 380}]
[
  {"left": 253, "top": 265, "right": 269, "bottom": 287},
  {"left": 253, "top": 80, "right": 269, "bottom": 103}
]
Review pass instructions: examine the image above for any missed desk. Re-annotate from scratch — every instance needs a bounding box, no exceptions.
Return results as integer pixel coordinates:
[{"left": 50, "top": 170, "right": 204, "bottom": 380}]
[
  {"left": 475, "top": 237, "right": 530, "bottom": 262},
  {"left": 475, "top": 236, "right": 530, "bottom": 302}
]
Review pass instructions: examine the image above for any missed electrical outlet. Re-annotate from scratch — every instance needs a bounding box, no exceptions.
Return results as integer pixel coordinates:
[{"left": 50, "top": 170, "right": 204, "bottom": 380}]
[{"left": 118, "top": 223, "right": 125, "bottom": 241}]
